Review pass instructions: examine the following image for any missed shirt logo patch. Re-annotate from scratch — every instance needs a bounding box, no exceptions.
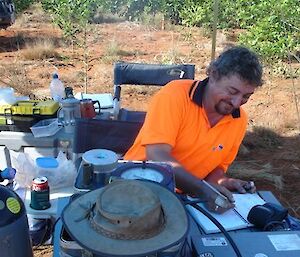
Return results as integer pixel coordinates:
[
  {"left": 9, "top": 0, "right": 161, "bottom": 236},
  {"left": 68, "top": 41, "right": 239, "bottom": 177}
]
[{"left": 212, "top": 144, "right": 224, "bottom": 151}]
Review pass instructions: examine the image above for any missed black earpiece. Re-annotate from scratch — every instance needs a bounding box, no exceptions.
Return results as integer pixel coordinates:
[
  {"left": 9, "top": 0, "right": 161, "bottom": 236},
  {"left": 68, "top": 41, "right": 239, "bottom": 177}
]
[{"left": 247, "top": 203, "right": 288, "bottom": 230}]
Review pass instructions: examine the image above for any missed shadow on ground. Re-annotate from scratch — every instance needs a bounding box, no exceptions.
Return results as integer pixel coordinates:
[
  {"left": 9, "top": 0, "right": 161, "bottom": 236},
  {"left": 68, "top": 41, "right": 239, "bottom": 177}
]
[{"left": 229, "top": 127, "right": 300, "bottom": 218}]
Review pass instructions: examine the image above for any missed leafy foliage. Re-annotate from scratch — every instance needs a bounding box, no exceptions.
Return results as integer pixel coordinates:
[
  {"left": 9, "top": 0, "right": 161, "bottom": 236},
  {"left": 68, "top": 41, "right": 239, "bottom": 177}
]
[
  {"left": 17, "top": 0, "right": 300, "bottom": 61},
  {"left": 41, "top": 0, "right": 96, "bottom": 39},
  {"left": 178, "top": 0, "right": 300, "bottom": 60},
  {"left": 238, "top": 0, "right": 300, "bottom": 60},
  {"left": 14, "top": 0, "right": 37, "bottom": 13}
]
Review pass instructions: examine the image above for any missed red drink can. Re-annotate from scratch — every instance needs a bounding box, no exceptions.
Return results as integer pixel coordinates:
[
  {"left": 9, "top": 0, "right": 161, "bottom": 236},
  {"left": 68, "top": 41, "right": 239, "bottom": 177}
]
[
  {"left": 31, "top": 176, "right": 49, "bottom": 191},
  {"left": 30, "top": 176, "right": 51, "bottom": 210}
]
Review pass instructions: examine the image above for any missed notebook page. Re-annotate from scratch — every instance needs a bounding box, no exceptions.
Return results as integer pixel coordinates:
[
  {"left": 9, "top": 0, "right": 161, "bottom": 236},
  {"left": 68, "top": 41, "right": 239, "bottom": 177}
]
[
  {"left": 187, "top": 203, "right": 248, "bottom": 234},
  {"left": 186, "top": 193, "right": 266, "bottom": 234},
  {"left": 233, "top": 193, "right": 266, "bottom": 221}
]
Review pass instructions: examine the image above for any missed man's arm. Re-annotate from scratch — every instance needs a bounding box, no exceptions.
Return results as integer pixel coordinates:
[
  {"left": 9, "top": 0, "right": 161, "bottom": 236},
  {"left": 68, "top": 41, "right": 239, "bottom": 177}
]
[
  {"left": 205, "top": 167, "right": 256, "bottom": 193},
  {"left": 146, "top": 144, "right": 235, "bottom": 208}
]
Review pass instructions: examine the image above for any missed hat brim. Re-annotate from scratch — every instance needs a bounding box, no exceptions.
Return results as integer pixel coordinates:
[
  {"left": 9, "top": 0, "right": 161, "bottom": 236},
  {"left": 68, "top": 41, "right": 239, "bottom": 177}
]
[{"left": 62, "top": 180, "right": 189, "bottom": 257}]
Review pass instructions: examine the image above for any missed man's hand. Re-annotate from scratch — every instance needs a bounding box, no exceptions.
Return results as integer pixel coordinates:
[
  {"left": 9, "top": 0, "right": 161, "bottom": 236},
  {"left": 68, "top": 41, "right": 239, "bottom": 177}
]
[
  {"left": 205, "top": 167, "right": 256, "bottom": 194},
  {"left": 218, "top": 177, "right": 256, "bottom": 193},
  {"left": 201, "top": 181, "right": 235, "bottom": 214},
  {"left": 145, "top": 145, "right": 236, "bottom": 214}
]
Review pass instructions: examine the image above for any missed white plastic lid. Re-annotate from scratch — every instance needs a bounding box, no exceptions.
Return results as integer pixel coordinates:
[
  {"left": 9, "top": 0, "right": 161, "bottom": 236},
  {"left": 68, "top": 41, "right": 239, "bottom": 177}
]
[{"left": 82, "top": 149, "right": 118, "bottom": 172}]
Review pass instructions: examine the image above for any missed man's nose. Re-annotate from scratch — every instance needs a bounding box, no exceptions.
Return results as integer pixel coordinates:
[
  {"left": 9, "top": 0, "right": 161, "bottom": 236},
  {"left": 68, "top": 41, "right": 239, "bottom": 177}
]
[{"left": 231, "top": 96, "right": 243, "bottom": 108}]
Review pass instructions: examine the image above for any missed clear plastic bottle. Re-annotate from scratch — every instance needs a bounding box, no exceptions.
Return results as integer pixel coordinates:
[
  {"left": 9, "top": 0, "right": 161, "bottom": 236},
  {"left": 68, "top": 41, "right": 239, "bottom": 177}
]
[{"left": 50, "top": 72, "right": 65, "bottom": 102}]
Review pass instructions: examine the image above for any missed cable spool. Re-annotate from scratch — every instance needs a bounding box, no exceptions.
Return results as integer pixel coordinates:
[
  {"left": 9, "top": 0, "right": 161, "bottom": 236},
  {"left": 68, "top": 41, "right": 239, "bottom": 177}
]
[{"left": 82, "top": 149, "right": 118, "bottom": 187}]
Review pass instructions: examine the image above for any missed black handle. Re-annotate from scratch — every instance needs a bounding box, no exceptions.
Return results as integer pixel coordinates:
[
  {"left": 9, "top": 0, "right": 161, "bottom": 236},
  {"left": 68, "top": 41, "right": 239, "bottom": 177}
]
[{"left": 92, "top": 100, "right": 101, "bottom": 113}]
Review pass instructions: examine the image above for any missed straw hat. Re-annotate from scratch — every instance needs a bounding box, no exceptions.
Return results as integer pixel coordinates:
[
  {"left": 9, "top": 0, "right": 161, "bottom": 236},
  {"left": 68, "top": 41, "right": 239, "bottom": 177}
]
[{"left": 62, "top": 180, "right": 188, "bottom": 257}]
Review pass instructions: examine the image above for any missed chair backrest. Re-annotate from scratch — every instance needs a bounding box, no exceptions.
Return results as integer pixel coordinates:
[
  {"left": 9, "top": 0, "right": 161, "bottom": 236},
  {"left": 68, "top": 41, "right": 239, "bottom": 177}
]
[
  {"left": 113, "top": 62, "right": 195, "bottom": 119},
  {"left": 72, "top": 118, "right": 143, "bottom": 156},
  {"left": 114, "top": 62, "right": 195, "bottom": 86}
]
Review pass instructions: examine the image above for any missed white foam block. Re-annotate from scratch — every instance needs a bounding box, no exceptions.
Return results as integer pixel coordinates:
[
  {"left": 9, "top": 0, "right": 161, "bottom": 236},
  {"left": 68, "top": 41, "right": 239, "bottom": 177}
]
[{"left": 24, "top": 187, "right": 75, "bottom": 219}]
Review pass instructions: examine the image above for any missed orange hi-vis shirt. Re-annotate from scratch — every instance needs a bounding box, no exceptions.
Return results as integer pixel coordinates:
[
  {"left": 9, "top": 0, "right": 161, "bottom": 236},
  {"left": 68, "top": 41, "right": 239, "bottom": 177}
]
[{"left": 124, "top": 79, "right": 248, "bottom": 179}]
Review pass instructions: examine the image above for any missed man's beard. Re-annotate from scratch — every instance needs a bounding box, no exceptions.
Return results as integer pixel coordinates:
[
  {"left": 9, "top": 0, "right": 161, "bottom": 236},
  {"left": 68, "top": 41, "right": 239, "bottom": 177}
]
[{"left": 215, "top": 100, "right": 234, "bottom": 115}]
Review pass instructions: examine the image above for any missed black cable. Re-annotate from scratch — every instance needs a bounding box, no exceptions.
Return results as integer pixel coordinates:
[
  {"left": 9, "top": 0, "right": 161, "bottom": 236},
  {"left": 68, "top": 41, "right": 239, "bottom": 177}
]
[
  {"left": 263, "top": 221, "right": 287, "bottom": 231},
  {"left": 179, "top": 237, "right": 193, "bottom": 257},
  {"left": 52, "top": 216, "right": 61, "bottom": 234},
  {"left": 0, "top": 173, "right": 4, "bottom": 182},
  {"left": 186, "top": 202, "right": 243, "bottom": 257},
  {"left": 32, "top": 218, "right": 53, "bottom": 249}
]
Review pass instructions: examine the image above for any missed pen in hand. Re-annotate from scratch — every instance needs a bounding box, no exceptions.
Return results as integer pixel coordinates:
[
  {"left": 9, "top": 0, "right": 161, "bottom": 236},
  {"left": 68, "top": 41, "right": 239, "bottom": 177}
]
[
  {"left": 201, "top": 180, "right": 235, "bottom": 213},
  {"left": 243, "top": 181, "right": 255, "bottom": 193}
]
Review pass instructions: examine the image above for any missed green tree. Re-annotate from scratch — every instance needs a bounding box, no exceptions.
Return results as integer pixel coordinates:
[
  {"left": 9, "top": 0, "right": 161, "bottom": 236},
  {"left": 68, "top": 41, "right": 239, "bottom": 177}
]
[
  {"left": 239, "top": 0, "right": 300, "bottom": 60},
  {"left": 178, "top": 0, "right": 299, "bottom": 60},
  {"left": 14, "top": 0, "right": 36, "bottom": 13},
  {"left": 42, "top": 0, "right": 96, "bottom": 39}
]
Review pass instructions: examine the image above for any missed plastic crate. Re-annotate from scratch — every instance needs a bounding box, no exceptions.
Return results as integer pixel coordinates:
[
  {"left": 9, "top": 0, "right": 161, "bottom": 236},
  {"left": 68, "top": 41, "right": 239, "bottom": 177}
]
[
  {"left": 0, "top": 114, "right": 57, "bottom": 132},
  {"left": 30, "top": 118, "right": 61, "bottom": 138}
]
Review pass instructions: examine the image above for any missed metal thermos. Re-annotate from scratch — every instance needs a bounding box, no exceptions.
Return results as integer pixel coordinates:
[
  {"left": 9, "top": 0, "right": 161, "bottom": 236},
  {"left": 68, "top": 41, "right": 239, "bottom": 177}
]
[{"left": 57, "top": 98, "right": 81, "bottom": 133}]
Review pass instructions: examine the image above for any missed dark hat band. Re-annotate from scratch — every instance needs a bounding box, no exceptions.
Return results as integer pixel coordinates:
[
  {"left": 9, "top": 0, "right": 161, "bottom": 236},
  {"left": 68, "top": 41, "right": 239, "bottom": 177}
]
[{"left": 89, "top": 207, "right": 166, "bottom": 240}]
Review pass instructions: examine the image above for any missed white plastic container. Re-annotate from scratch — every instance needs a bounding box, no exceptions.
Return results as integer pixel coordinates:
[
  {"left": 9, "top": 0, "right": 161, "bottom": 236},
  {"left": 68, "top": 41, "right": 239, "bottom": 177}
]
[
  {"left": 0, "top": 87, "right": 17, "bottom": 105},
  {"left": 30, "top": 118, "right": 61, "bottom": 138},
  {"left": 35, "top": 156, "right": 59, "bottom": 179},
  {"left": 50, "top": 73, "right": 65, "bottom": 102}
]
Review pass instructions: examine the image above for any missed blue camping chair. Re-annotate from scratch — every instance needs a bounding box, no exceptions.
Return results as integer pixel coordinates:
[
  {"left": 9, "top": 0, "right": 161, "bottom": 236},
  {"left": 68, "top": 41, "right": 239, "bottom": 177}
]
[{"left": 73, "top": 62, "right": 195, "bottom": 156}]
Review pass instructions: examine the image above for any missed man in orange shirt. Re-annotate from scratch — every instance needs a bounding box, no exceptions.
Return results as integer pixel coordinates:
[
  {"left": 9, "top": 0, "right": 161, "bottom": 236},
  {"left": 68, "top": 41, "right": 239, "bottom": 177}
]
[{"left": 124, "top": 46, "right": 263, "bottom": 212}]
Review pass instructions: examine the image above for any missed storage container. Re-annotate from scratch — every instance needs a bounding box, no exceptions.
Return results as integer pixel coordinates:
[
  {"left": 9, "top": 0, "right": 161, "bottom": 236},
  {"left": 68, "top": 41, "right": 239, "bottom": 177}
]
[
  {"left": 30, "top": 118, "right": 61, "bottom": 138},
  {"left": 0, "top": 112, "right": 57, "bottom": 132},
  {"left": 0, "top": 100, "right": 59, "bottom": 116}
]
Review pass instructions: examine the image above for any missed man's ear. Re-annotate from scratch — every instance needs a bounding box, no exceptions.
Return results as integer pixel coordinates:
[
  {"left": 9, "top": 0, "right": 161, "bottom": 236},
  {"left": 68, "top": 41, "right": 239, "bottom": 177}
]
[{"left": 207, "top": 67, "right": 220, "bottom": 82}]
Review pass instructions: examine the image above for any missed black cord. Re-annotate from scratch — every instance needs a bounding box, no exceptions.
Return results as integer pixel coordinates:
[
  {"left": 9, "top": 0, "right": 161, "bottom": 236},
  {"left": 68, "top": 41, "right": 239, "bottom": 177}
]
[
  {"left": 263, "top": 221, "right": 287, "bottom": 231},
  {"left": 32, "top": 218, "right": 53, "bottom": 249},
  {"left": 179, "top": 237, "right": 193, "bottom": 257},
  {"left": 52, "top": 216, "right": 61, "bottom": 234},
  {"left": 187, "top": 202, "right": 243, "bottom": 257}
]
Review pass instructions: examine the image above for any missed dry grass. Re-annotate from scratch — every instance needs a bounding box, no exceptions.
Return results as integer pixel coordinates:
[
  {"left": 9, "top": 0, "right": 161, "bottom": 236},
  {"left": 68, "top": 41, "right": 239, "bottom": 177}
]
[
  {"left": 140, "top": 12, "right": 170, "bottom": 30},
  {"left": 90, "top": 8, "right": 124, "bottom": 24},
  {"left": 33, "top": 245, "right": 52, "bottom": 257},
  {"left": 228, "top": 161, "right": 284, "bottom": 190},
  {"left": 270, "top": 60, "right": 300, "bottom": 79},
  {"left": 22, "top": 39, "right": 60, "bottom": 60},
  {"left": 154, "top": 48, "right": 187, "bottom": 64},
  {"left": 243, "top": 126, "right": 282, "bottom": 150},
  {"left": 101, "top": 39, "right": 143, "bottom": 64},
  {"left": 106, "top": 40, "right": 139, "bottom": 57},
  {"left": 13, "top": 3, "right": 52, "bottom": 29},
  {"left": 0, "top": 62, "right": 34, "bottom": 96}
]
